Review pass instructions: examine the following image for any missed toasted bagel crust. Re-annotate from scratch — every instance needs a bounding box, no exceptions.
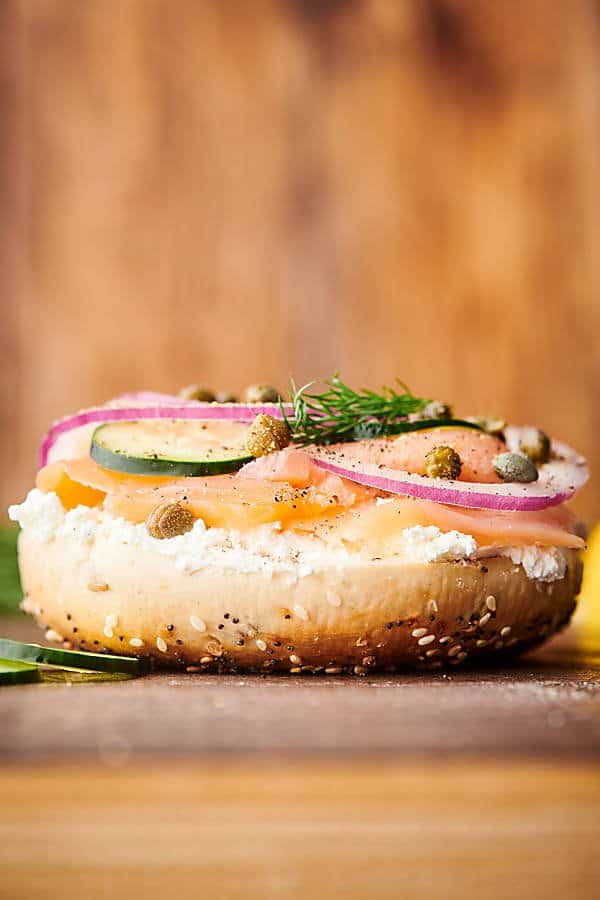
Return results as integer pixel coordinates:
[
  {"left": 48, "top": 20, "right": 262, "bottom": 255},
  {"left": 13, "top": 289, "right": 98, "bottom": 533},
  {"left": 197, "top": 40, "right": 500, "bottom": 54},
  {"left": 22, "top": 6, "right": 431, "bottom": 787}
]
[{"left": 18, "top": 530, "right": 581, "bottom": 672}]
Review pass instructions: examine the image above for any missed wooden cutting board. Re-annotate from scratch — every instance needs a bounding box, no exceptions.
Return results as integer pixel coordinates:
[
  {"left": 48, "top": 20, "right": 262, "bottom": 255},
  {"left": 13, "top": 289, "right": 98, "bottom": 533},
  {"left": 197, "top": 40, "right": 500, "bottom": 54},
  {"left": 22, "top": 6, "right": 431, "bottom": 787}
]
[{"left": 1, "top": 617, "right": 599, "bottom": 761}]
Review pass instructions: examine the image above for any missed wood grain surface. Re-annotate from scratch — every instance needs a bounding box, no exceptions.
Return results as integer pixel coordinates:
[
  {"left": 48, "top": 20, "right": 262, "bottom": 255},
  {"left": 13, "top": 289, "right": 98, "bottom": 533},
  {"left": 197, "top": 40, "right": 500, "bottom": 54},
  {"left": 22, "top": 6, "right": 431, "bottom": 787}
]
[
  {"left": 2, "top": 617, "right": 599, "bottom": 761},
  {"left": 1, "top": 0, "right": 599, "bottom": 520},
  {"left": 1, "top": 760, "right": 599, "bottom": 900}
]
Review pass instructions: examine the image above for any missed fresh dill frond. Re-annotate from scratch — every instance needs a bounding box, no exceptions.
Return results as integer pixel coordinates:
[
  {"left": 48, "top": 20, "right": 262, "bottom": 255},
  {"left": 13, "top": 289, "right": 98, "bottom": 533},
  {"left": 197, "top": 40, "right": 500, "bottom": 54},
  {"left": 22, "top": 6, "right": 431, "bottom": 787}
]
[{"left": 283, "top": 375, "right": 481, "bottom": 446}]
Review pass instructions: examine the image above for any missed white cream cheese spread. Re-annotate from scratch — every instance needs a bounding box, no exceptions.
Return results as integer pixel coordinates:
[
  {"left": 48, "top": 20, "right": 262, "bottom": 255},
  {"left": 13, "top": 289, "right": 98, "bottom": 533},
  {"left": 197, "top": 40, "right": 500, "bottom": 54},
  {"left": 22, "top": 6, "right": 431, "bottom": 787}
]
[{"left": 8, "top": 489, "right": 568, "bottom": 582}]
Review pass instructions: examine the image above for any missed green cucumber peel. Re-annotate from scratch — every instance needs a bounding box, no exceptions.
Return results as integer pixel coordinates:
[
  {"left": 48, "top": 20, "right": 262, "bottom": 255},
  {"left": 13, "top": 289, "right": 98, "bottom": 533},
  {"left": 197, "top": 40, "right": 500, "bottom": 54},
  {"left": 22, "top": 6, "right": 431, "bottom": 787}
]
[
  {"left": 0, "top": 657, "right": 41, "bottom": 686},
  {"left": 0, "top": 638, "right": 150, "bottom": 676}
]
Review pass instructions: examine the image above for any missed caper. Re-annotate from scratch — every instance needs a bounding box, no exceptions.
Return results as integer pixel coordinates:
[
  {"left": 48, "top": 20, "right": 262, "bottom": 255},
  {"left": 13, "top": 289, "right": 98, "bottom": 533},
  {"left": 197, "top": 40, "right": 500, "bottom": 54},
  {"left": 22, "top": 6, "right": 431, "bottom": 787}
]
[
  {"left": 216, "top": 391, "right": 238, "bottom": 403},
  {"left": 516, "top": 427, "right": 550, "bottom": 464},
  {"left": 178, "top": 384, "right": 216, "bottom": 402},
  {"left": 147, "top": 502, "right": 195, "bottom": 539},
  {"left": 493, "top": 452, "right": 538, "bottom": 483},
  {"left": 424, "top": 445, "right": 462, "bottom": 480},
  {"left": 243, "top": 383, "right": 280, "bottom": 403},
  {"left": 247, "top": 414, "right": 291, "bottom": 458},
  {"left": 422, "top": 400, "right": 453, "bottom": 419},
  {"left": 466, "top": 415, "right": 506, "bottom": 438}
]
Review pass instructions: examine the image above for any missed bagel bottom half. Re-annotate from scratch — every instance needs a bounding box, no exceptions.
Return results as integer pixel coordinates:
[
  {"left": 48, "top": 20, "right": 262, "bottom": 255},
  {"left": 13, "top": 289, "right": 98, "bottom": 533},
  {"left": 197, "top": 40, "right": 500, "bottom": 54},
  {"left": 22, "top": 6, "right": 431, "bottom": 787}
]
[{"left": 17, "top": 528, "right": 582, "bottom": 672}]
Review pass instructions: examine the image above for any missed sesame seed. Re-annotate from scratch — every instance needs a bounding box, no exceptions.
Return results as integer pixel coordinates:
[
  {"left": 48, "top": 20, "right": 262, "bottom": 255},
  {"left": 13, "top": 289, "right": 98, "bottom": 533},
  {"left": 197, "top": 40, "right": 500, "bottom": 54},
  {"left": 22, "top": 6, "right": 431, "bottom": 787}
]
[
  {"left": 418, "top": 634, "right": 436, "bottom": 646},
  {"left": 103, "top": 626, "right": 114, "bottom": 639},
  {"left": 479, "top": 612, "right": 492, "bottom": 627},
  {"left": 426, "top": 648, "right": 440, "bottom": 657},
  {"left": 486, "top": 595, "right": 497, "bottom": 612},
  {"left": 293, "top": 604, "right": 309, "bottom": 621},
  {"left": 87, "top": 582, "right": 109, "bottom": 592},
  {"left": 289, "top": 654, "right": 302, "bottom": 664},
  {"left": 354, "top": 666, "right": 367, "bottom": 675},
  {"left": 500, "top": 626, "right": 512, "bottom": 637},
  {"left": 255, "top": 639, "right": 267, "bottom": 652},
  {"left": 457, "top": 651, "right": 468, "bottom": 662},
  {"left": 448, "top": 644, "right": 462, "bottom": 657},
  {"left": 200, "top": 656, "right": 213, "bottom": 664},
  {"left": 494, "top": 640, "right": 504, "bottom": 650},
  {"left": 45, "top": 629, "right": 64, "bottom": 643},
  {"left": 439, "top": 636, "right": 452, "bottom": 644},
  {"left": 206, "top": 639, "right": 223, "bottom": 657},
  {"left": 156, "top": 636, "right": 168, "bottom": 653},
  {"left": 290, "top": 667, "right": 302, "bottom": 674},
  {"left": 189, "top": 616, "right": 206, "bottom": 633},
  {"left": 476, "top": 639, "right": 488, "bottom": 647},
  {"left": 412, "top": 627, "right": 428, "bottom": 638},
  {"left": 186, "top": 666, "right": 201, "bottom": 673},
  {"left": 105, "top": 614, "right": 118, "bottom": 628},
  {"left": 325, "top": 667, "right": 343, "bottom": 675},
  {"left": 129, "top": 637, "right": 143, "bottom": 648},
  {"left": 426, "top": 599, "right": 439, "bottom": 614}
]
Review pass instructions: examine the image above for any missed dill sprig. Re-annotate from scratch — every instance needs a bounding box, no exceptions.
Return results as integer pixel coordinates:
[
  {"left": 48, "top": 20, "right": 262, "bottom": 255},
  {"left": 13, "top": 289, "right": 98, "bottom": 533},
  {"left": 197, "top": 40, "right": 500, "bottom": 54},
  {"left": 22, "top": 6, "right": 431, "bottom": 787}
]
[{"left": 283, "top": 375, "right": 481, "bottom": 446}]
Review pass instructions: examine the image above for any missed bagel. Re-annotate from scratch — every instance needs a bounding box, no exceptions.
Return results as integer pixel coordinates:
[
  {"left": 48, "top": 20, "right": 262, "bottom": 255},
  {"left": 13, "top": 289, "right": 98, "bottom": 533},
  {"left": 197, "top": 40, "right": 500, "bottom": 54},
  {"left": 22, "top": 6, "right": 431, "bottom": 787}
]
[
  {"left": 16, "top": 516, "right": 581, "bottom": 672},
  {"left": 9, "top": 388, "right": 588, "bottom": 674}
]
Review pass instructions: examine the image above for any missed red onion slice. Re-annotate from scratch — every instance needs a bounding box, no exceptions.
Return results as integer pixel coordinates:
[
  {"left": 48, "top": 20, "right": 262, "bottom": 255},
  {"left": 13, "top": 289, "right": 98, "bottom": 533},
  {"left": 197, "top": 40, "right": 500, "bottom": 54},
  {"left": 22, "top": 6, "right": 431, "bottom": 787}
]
[
  {"left": 308, "top": 432, "right": 588, "bottom": 512},
  {"left": 40, "top": 400, "right": 293, "bottom": 468}
]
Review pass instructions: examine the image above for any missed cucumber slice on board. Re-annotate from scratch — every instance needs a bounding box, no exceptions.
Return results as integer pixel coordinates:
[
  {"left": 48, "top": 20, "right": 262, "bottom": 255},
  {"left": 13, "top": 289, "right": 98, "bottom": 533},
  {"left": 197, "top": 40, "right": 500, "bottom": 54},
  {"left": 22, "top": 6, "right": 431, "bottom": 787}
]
[
  {"left": 90, "top": 419, "right": 253, "bottom": 476},
  {"left": 0, "top": 638, "right": 148, "bottom": 676},
  {"left": 0, "top": 658, "right": 41, "bottom": 686}
]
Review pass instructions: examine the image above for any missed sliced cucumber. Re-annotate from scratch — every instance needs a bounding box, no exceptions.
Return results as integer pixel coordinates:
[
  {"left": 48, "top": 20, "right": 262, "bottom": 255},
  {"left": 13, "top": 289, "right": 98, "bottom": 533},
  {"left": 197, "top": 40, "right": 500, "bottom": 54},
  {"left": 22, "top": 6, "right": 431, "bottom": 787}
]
[
  {"left": 0, "top": 657, "right": 41, "bottom": 686},
  {"left": 91, "top": 419, "right": 253, "bottom": 476},
  {"left": 0, "top": 638, "right": 148, "bottom": 676}
]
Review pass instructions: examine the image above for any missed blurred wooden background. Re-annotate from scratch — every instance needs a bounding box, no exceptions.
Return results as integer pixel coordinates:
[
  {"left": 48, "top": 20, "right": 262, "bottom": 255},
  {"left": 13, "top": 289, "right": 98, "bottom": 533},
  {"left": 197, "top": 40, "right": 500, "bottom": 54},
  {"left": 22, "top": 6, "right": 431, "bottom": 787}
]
[{"left": 1, "top": 0, "right": 599, "bottom": 520}]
